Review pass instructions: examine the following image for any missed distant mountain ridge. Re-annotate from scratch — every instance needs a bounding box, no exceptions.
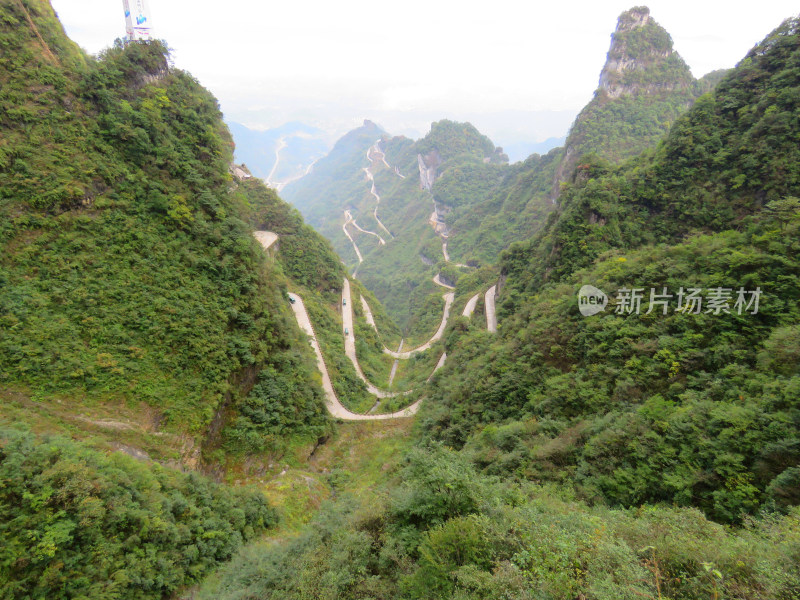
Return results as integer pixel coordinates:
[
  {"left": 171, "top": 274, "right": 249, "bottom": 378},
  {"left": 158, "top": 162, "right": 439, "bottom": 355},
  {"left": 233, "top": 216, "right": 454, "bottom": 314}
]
[{"left": 227, "top": 121, "right": 329, "bottom": 188}]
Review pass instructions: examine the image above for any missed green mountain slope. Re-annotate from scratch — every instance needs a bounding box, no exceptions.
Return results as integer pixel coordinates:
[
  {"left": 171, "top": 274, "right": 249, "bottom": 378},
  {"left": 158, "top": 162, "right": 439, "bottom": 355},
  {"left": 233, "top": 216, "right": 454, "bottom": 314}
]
[
  {"left": 0, "top": 0, "right": 355, "bottom": 463},
  {"left": 0, "top": 426, "right": 276, "bottom": 600},
  {"left": 283, "top": 119, "right": 506, "bottom": 336},
  {"left": 551, "top": 6, "right": 699, "bottom": 198},
  {"left": 420, "top": 15, "right": 800, "bottom": 523},
  {"left": 0, "top": 1, "right": 381, "bottom": 595}
]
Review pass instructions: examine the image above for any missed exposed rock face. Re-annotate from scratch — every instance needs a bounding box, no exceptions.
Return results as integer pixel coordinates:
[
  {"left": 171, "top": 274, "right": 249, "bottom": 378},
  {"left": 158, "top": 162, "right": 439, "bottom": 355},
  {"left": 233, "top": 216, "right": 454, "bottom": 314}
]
[
  {"left": 230, "top": 163, "right": 252, "bottom": 180},
  {"left": 417, "top": 150, "right": 442, "bottom": 191},
  {"left": 130, "top": 51, "right": 169, "bottom": 89}
]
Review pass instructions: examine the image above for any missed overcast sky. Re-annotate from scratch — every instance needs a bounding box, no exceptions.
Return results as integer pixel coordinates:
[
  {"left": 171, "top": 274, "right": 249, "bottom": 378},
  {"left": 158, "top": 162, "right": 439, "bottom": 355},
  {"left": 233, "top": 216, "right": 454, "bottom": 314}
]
[{"left": 51, "top": 0, "right": 799, "bottom": 146}]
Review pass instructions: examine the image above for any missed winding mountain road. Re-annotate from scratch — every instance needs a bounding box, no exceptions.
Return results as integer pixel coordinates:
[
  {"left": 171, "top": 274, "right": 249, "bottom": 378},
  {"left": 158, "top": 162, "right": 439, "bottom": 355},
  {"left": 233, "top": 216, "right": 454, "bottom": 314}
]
[
  {"left": 253, "top": 231, "right": 498, "bottom": 421},
  {"left": 485, "top": 285, "right": 497, "bottom": 333},
  {"left": 288, "top": 292, "right": 420, "bottom": 420},
  {"left": 273, "top": 157, "right": 318, "bottom": 192},
  {"left": 382, "top": 292, "right": 454, "bottom": 358},
  {"left": 362, "top": 168, "right": 394, "bottom": 239},
  {"left": 360, "top": 295, "right": 378, "bottom": 331},
  {"left": 462, "top": 293, "right": 480, "bottom": 318},
  {"left": 442, "top": 242, "right": 470, "bottom": 268},
  {"left": 265, "top": 137, "right": 288, "bottom": 186},
  {"left": 433, "top": 273, "right": 455, "bottom": 290},
  {"left": 347, "top": 210, "right": 386, "bottom": 245},
  {"left": 342, "top": 211, "right": 364, "bottom": 263},
  {"left": 363, "top": 141, "right": 395, "bottom": 238},
  {"left": 359, "top": 270, "right": 458, "bottom": 359},
  {"left": 388, "top": 340, "right": 403, "bottom": 386}
]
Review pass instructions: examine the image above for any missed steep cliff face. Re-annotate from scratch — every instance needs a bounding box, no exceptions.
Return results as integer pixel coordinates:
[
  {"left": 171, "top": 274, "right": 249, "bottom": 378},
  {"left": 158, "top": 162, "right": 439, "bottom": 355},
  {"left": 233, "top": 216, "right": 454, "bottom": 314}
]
[
  {"left": 552, "top": 6, "right": 697, "bottom": 199},
  {"left": 417, "top": 150, "right": 441, "bottom": 191}
]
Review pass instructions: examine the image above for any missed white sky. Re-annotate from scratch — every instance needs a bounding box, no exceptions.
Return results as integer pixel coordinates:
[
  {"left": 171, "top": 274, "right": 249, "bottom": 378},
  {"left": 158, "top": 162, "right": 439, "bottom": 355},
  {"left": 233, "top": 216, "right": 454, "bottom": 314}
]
[{"left": 51, "top": 0, "right": 799, "bottom": 144}]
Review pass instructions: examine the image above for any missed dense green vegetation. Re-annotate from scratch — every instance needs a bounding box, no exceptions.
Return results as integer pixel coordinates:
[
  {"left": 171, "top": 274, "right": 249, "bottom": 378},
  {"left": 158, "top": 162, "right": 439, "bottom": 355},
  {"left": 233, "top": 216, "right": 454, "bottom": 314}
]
[
  {"left": 444, "top": 150, "right": 562, "bottom": 265},
  {"left": 201, "top": 446, "right": 800, "bottom": 600},
  {"left": 419, "top": 15, "right": 800, "bottom": 523},
  {"left": 0, "top": 0, "right": 336, "bottom": 456},
  {"left": 282, "top": 9, "right": 724, "bottom": 337},
  {"left": 283, "top": 117, "right": 508, "bottom": 336},
  {"left": 0, "top": 427, "right": 276, "bottom": 600},
  {"left": 5, "top": 3, "right": 800, "bottom": 599}
]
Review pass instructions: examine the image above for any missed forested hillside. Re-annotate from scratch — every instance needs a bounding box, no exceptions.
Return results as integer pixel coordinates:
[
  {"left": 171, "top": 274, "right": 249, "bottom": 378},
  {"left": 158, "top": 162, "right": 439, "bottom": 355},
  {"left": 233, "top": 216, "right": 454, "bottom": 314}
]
[
  {"left": 4, "top": 2, "right": 800, "bottom": 599},
  {"left": 283, "top": 118, "right": 507, "bottom": 335},
  {"left": 0, "top": 0, "right": 351, "bottom": 458},
  {"left": 0, "top": 427, "right": 276, "bottom": 600},
  {"left": 0, "top": 0, "right": 360, "bottom": 595},
  {"left": 447, "top": 6, "right": 717, "bottom": 263},
  {"left": 422, "top": 15, "right": 800, "bottom": 523}
]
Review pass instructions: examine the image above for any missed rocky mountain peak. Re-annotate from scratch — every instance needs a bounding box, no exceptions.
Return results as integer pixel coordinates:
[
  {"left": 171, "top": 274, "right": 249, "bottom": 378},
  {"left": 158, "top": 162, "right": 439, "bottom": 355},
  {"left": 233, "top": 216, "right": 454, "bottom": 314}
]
[
  {"left": 616, "top": 5, "right": 651, "bottom": 31},
  {"left": 550, "top": 6, "right": 698, "bottom": 201},
  {"left": 598, "top": 5, "right": 692, "bottom": 99}
]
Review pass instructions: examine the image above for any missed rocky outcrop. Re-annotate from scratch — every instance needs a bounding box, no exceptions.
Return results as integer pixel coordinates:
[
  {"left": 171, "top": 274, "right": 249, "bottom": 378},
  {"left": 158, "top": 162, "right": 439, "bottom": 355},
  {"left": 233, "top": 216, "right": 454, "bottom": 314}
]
[
  {"left": 597, "top": 6, "right": 692, "bottom": 99},
  {"left": 230, "top": 163, "right": 252, "bottom": 180},
  {"left": 418, "top": 150, "right": 442, "bottom": 191}
]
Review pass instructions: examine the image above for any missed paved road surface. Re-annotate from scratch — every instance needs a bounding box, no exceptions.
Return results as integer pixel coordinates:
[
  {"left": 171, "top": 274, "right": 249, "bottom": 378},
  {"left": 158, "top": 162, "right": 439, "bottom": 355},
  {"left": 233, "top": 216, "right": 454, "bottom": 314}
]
[
  {"left": 388, "top": 340, "right": 403, "bottom": 386},
  {"left": 273, "top": 158, "right": 318, "bottom": 192},
  {"left": 360, "top": 295, "right": 378, "bottom": 331},
  {"left": 485, "top": 285, "right": 497, "bottom": 333},
  {"left": 265, "top": 137, "right": 287, "bottom": 186},
  {"left": 362, "top": 146, "right": 394, "bottom": 238},
  {"left": 433, "top": 273, "right": 455, "bottom": 290},
  {"left": 462, "top": 293, "right": 480, "bottom": 317},
  {"left": 426, "top": 352, "right": 447, "bottom": 383},
  {"left": 253, "top": 230, "right": 483, "bottom": 418},
  {"left": 362, "top": 169, "right": 394, "bottom": 239},
  {"left": 288, "top": 291, "right": 420, "bottom": 420},
  {"left": 442, "top": 242, "right": 469, "bottom": 268},
  {"left": 348, "top": 212, "right": 386, "bottom": 245},
  {"left": 342, "top": 211, "right": 364, "bottom": 263}
]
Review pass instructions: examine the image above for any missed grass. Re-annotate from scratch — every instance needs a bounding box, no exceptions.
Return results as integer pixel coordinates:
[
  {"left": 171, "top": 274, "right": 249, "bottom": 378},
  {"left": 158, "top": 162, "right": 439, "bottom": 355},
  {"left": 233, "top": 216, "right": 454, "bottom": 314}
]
[
  {"left": 258, "top": 418, "right": 415, "bottom": 535},
  {"left": 0, "top": 386, "right": 191, "bottom": 465}
]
